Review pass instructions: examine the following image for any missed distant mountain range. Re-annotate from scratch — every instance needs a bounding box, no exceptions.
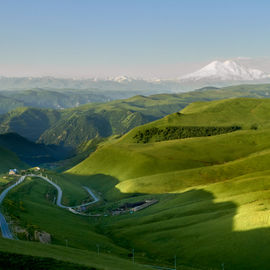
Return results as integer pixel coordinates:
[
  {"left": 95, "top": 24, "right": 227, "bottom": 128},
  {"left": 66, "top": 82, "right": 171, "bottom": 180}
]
[{"left": 1, "top": 60, "right": 270, "bottom": 92}]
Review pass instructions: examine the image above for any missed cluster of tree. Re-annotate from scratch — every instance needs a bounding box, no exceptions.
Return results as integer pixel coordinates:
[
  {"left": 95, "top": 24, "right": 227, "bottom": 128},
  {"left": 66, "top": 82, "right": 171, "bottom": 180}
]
[
  {"left": 133, "top": 126, "right": 241, "bottom": 143},
  {"left": 0, "top": 251, "right": 96, "bottom": 270}
]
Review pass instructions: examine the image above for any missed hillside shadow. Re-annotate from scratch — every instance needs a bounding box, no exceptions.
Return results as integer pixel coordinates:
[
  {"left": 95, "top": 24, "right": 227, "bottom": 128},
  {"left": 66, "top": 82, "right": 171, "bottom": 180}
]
[
  {"left": 63, "top": 173, "right": 145, "bottom": 202},
  {"left": 150, "top": 189, "right": 270, "bottom": 270},
  {"left": 62, "top": 173, "right": 270, "bottom": 270}
]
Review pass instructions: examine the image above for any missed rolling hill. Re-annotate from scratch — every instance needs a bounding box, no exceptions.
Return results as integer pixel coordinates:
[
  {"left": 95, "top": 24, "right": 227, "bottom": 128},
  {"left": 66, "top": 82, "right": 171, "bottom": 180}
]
[
  {"left": 1, "top": 84, "right": 270, "bottom": 151},
  {"left": 69, "top": 98, "right": 270, "bottom": 195},
  {"left": 5, "top": 96, "right": 270, "bottom": 269},
  {"left": 0, "top": 146, "right": 26, "bottom": 174},
  {"left": 0, "top": 88, "right": 172, "bottom": 114},
  {"left": 64, "top": 97, "right": 270, "bottom": 269},
  {"left": 0, "top": 89, "right": 110, "bottom": 110},
  {"left": 0, "top": 84, "right": 270, "bottom": 149},
  {"left": 0, "top": 94, "right": 188, "bottom": 148},
  {"left": 0, "top": 107, "right": 61, "bottom": 141},
  {"left": 0, "top": 133, "right": 71, "bottom": 166},
  {"left": 0, "top": 94, "right": 25, "bottom": 114}
]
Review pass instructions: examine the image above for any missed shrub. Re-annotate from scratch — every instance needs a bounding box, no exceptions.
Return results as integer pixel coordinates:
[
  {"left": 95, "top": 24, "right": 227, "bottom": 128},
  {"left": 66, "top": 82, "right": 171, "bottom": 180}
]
[
  {"left": 133, "top": 126, "right": 241, "bottom": 143},
  {"left": 250, "top": 124, "right": 258, "bottom": 130}
]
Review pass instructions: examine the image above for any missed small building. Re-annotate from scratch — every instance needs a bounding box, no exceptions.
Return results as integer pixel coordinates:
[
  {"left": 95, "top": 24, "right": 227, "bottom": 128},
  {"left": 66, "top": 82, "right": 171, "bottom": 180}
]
[
  {"left": 131, "top": 199, "right": 158, "bottom": 212},
  {"left": 33, "top": 167, "right": 41, "bottom": 171},
  {"left": 9, "top": 169, "right": 18, "bottom": 175},
  {"left": 112, "top": 210, "right": 122, "bottom": 216}
]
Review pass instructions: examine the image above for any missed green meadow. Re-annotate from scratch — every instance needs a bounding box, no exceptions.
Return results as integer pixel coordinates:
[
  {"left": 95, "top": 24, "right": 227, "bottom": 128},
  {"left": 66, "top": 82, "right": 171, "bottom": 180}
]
[
  {"left": 4, "top": 97, "right": 270, "bottom": 269},
  {"left": 65, "top": 98, "right": 270, "bottom": 269},
  {"left": 0, "top": 146, "right": 26, "bottom": 174}
]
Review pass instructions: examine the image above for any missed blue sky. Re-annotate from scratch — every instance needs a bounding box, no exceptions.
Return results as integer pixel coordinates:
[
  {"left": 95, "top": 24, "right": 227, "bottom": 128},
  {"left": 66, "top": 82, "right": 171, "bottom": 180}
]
[{"left": 0, "top": 0, "right": 270, "bottom": 78}]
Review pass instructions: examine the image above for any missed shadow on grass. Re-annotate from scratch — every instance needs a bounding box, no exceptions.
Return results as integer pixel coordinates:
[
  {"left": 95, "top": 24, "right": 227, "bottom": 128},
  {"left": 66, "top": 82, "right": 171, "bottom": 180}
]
[
  {"left": 63, "top": 173, "right": 146, "bottom": 202},
  {"left": 67, "top": 181, "right": 270, "bottom": 270},
  {"left": 12, "top": 172, "right": 270, "bottom": 270}
]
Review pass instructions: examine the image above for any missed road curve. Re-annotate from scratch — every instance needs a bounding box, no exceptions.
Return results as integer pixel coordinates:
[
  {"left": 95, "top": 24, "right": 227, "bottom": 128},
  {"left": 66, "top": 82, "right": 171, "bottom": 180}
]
[
  {"left": 27, "top": 174, "right": 100, "bottom": 209},
  {"left": 0, "top": 176, "right": 25, "bottom": 239},
  {"left": 0, "top": 174, "right": 99, "bottom": 239}
]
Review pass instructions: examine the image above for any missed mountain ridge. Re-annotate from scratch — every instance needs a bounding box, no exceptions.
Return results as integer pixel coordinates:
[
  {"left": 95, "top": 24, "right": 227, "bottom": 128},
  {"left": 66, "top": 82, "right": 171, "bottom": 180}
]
[{"left": 1, "top": 59, "right": 270, "bottom": 91}]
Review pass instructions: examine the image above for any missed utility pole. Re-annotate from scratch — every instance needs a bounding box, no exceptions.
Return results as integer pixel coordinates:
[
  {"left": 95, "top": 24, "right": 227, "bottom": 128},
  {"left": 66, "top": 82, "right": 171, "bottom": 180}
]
[
  {"left": 65, "top": 239, "right": 68, "bottom": 247},
  {"left": 221, "top": 263, "right": 225, "bottom": 270},
  {"left": 174, "top": 255, "right": 177, "bottom": 270},
  {"left": 96, "top": 244, "right": 100, "bottom": 256},
  {"left": 132, "top": 249, "right": 135, "bottom": 264}
]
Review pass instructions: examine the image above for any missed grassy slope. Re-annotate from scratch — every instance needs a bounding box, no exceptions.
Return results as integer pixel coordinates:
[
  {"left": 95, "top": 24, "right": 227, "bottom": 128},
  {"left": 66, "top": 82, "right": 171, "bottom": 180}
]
[
  {"left": 66, "top": 98, "right": 270, "bottom": 269},
  {"left": 0, "top": 94, "right": 187, "bottom": 148},
  {"left": 3, "top": 83, "right": 270, "bottom": 148},
  {"left": 1, "top": 89, "right": 109, "bottom": 110},
  {"left": 68, "top": 98, "right": 270, "bottom": 197},
  {"left": 0, "top": 238, "right": 147, "bottom": 270},
  {"left": 1, "top": 176, "right": 150, "bottom": 270},
  {"left": 122, "top": 97, "right": 270, "bottom": 141},
  {"left": 0, "top": 94, "right": 25, "bottom": 114},
  {"left": 38, "top": 94, "right": 188, "bottom": 147},
  {"left": 7, "top": 96, "right": 270, "bottom": 269},
  {"left": 2, "top": 174, "right": 202, "bottom": 270},
  {"left": 0, "top": 133, "right": 71, "bottom": 166},
  {"left": 0, "top": 145, "right": 26, "bottom": 173},
  {"left": 3, "top": 177, "right": 125, "bottom": 253},
  {"left": 102, "top": 173, "right": 270, "bottom": 270},
  {"left": 0, "top": 107, "right": 61, "bottom": 141}
]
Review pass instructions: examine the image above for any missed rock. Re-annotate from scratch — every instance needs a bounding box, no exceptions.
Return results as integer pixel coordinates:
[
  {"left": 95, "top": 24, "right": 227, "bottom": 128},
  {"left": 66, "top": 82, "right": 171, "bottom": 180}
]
[{"left": 34, "top": 231, "right": 51, "bottom": 244}]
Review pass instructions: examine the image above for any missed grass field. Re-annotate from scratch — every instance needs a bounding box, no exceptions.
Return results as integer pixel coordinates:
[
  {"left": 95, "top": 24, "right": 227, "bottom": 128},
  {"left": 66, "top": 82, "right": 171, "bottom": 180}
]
[
  {"left": 64, "top": 98, "right": 270, "bottom": 269},
  {"left": 5, "top": 97, "right": 270, "bottom": 269},
  {"left": 2, "top": 175, "right": 202, "bottom": 269},
  {"left": 0, "top": 237, "right": 148, "bottom": 270},
  {"left": 0, "top": 145, "right": 26, "bottom": 174},
  {"left": 68, "top": 100, "right": 270, "bottom": 199}
]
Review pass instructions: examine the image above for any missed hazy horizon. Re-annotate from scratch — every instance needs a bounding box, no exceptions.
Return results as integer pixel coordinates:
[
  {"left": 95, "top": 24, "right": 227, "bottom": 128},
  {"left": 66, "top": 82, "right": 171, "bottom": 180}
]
[{"left": 1, "top": 0, "right": 270, "bottom": 79}]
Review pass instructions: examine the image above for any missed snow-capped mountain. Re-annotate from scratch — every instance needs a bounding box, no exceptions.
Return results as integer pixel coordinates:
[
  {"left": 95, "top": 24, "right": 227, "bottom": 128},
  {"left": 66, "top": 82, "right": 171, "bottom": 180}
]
[
  {"left": 180, "top": 60, "right": 270, "bottom": 81},
  {"left": 108, "top": 75, "right": 134, "bottom": 83},
  {"left": 1, "top": 59, "right": 270, "bottom": 92}
]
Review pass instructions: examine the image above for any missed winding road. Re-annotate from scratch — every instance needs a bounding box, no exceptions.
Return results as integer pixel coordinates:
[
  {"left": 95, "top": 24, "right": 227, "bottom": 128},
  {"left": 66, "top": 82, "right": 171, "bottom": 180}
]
[{"left": 0, "top": 174, "right": 99, "bottom": 239}]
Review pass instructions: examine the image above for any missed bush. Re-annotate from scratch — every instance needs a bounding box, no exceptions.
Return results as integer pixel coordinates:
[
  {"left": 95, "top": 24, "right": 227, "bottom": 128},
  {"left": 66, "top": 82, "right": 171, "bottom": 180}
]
[
  {"left": 250, "top": 124, "right": 258, "bottom": 130},
  {"left": 0, "top": 251, "right": 97, "bottom": 270},
  {"left": 133, "top": 126, "right": 241, "bottom": 143}
]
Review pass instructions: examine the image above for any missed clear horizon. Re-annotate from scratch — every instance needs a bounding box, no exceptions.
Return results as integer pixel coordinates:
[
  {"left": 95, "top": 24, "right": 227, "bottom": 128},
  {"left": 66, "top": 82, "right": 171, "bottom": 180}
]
[{"left": 1, "top": 0, "right": 270, "bottom": 78}]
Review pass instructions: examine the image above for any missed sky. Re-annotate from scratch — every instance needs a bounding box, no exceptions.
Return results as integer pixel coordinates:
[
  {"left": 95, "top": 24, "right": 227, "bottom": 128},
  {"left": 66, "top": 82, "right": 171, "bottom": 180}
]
[{"left": 0, "top": 0, "right": 270, "bottom": 78}]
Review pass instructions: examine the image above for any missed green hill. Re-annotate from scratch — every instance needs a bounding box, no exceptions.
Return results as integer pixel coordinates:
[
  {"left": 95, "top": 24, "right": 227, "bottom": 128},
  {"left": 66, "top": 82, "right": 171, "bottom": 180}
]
[
  {"left": 0, "top": 133, "right": 71, "bottom": 166},
  {"left": 0, "top": 94, "right": 25, "bottom": 114},
  {"left": 0, "top": 88, "right": 166, "bottom": 114},
  {"left": 0, "top": 145, "right": 26, "bottom": 173},
  {"left": 0, "top": 237, "right": 147, "bottom": 270},
  {"left": 6, "top": 97, "right": 270, "bottom": 269},
  {"left": 69, "top": 98, "right": 270, "bottom": 197},
  {"left": 64, "top": 97, "right": 270, "bottom": 269},
  {"left": 122, "top": 97, "right": 270, "bottom": 144},
  {"left": 2, "top": 84, "right": 270, "bottom": 150},
  {"left": 0, "top": 89, "right": 110, "bottom": 111},
  {"left": 1, "top": 174, "right": 178, "bottom": 270},
  {"left": 0, "top": 94, "right": 188, "bottom": 148},
  {"left": 0, "top": 107, "right": 61, "bottom": 141}
]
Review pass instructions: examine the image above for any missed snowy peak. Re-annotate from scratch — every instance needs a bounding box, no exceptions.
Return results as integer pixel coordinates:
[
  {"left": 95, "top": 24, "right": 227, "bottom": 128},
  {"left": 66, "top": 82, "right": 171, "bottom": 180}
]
[
  {"left": 180, "top": 60, "right": 269, "bottom": 81},
  {"left": 108, "top": 75, "right": 134, "bottom": 83}
]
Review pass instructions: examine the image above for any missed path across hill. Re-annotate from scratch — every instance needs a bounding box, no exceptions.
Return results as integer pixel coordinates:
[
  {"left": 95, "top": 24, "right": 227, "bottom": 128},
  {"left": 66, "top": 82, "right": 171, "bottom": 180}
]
[{"left": 0, "top": 174, "right": 99, "bottom": 239}]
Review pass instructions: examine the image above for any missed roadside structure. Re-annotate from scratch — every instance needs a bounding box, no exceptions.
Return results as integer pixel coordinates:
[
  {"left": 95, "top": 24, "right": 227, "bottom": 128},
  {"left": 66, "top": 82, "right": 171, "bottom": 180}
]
[{"left": 9, "top": 169, "right": 18, "bottom": 175}]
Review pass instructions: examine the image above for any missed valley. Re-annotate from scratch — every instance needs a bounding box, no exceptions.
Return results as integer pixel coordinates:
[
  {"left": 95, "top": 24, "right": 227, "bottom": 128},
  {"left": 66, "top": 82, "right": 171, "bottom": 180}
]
[
  {"left": 2, "top": 1, "right": 270, "bottom": 269},
  {"left": 2, "top": 86, "right": 270, "bottom": 269}
]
